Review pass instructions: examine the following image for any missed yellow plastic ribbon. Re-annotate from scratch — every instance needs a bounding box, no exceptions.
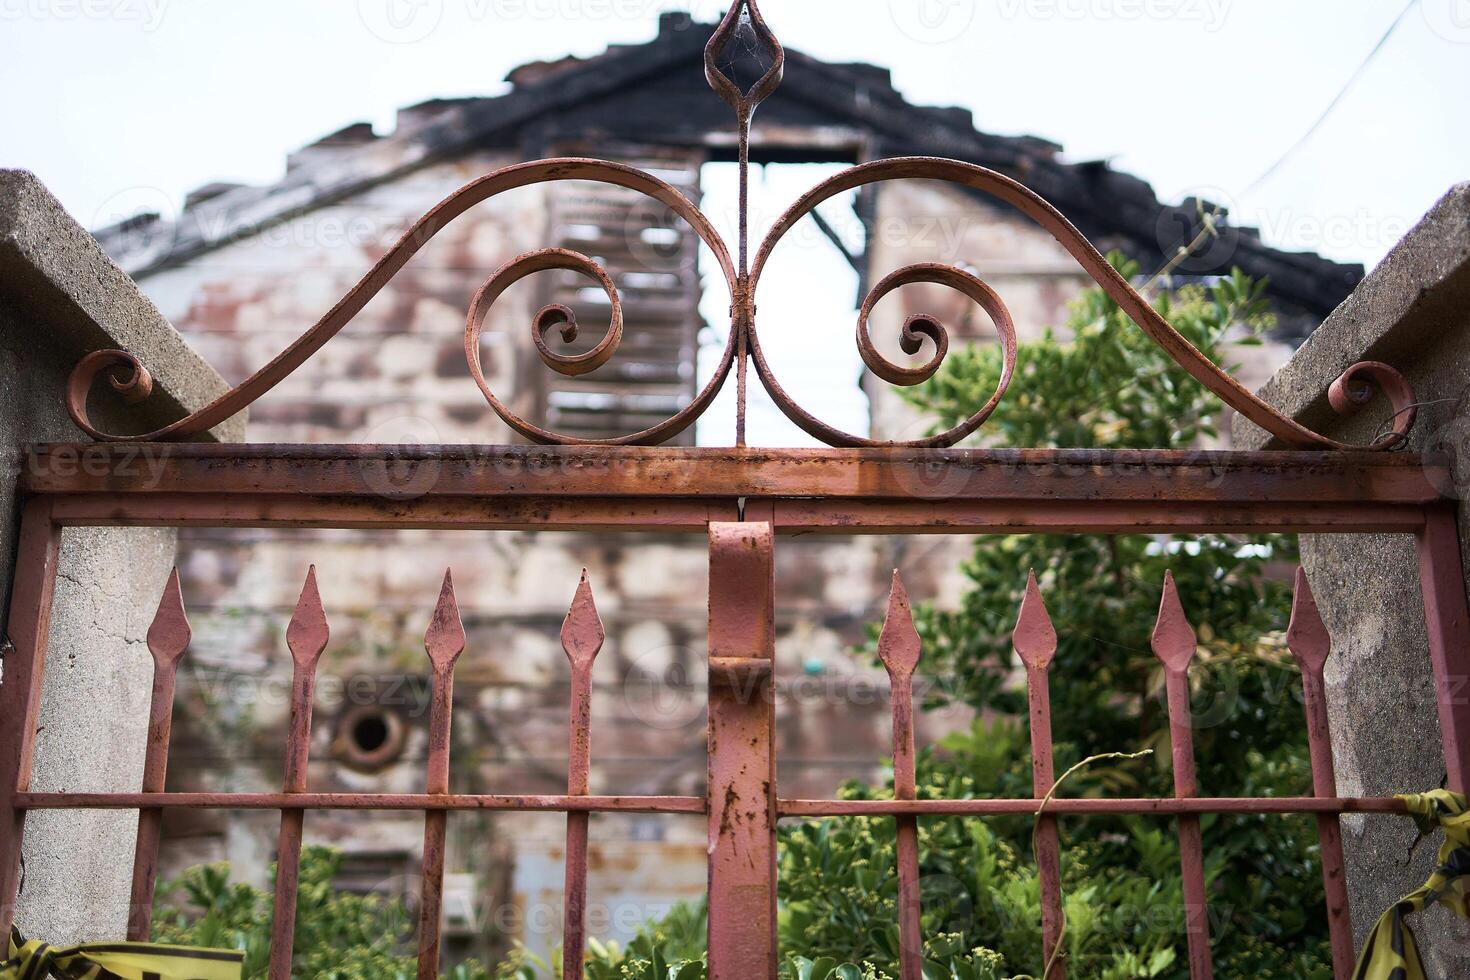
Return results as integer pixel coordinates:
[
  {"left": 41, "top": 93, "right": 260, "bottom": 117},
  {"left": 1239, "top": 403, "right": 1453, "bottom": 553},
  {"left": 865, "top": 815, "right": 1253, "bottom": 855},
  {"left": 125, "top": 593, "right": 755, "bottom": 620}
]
[
  {"left": 2, "top": 927, "right": 243, "bottom": 980},
  {"left": 1353, "top": 789, "right": 1470, "bottom": 980}
]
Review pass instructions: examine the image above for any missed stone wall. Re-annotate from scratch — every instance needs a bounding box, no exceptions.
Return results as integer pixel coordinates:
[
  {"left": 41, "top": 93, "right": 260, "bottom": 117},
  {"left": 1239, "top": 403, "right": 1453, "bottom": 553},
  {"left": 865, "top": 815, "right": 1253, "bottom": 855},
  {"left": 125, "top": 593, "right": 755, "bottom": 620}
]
[
  {"left": 1232, "top": 183, "right": 1470, "bottom": 973},
  {"left": 0, "top": 170, "right": 239, "bottom": 943}
]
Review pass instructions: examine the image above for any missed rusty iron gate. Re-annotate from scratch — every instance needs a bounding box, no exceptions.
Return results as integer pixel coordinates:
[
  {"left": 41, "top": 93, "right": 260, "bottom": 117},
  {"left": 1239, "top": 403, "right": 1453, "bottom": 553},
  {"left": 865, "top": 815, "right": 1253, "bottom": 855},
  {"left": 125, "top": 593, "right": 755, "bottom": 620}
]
[{"left": 2, "top": 3, "right": 1467, "bottom": 979}]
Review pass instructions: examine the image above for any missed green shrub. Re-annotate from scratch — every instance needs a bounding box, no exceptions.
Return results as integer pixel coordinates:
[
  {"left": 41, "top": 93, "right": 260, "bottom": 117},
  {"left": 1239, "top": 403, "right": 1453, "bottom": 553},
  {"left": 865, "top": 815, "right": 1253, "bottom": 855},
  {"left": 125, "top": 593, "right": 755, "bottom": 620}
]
[{"left": 152, "top": 846, "right": 491, "bottom": 979}]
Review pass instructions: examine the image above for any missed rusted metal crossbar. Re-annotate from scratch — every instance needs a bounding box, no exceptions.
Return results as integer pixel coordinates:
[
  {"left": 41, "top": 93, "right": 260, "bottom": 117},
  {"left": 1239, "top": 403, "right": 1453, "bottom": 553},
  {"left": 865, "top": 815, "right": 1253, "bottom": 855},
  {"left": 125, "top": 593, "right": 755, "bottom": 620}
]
[{"left": 3, "top": 2, "right": 1468, "bottom": 977}]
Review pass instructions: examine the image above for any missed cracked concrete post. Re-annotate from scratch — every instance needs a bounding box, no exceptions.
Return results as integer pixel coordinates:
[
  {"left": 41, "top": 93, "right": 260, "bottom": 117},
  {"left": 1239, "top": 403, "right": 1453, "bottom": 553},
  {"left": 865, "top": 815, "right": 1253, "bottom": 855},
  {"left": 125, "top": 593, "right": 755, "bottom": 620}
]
[
  {"left": 1233, "top": 183, "right": 1470, "bottom": 974},
  {"left": 0, "top": 170, "right": 244, "bottom": 944}
]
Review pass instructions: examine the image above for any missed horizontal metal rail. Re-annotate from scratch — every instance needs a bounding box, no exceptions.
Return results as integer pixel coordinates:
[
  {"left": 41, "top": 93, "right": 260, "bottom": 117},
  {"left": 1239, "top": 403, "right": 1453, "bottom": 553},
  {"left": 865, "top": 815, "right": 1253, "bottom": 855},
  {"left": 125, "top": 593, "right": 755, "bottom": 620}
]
[
  {"left": 13, "top": 793, "right": 1409, "bottom": 816},
  {"left": 13, "top": 793, "right": 705, "bottom": 812},
  {"left": 36, "top": 492, "right": 1430, "bottom": 535},
  {"left": 21, "top": 444, "right": 1451, "bottom": 507},
  {"left": 775, "top": 797, "right": 1408, "bottom": 816}
]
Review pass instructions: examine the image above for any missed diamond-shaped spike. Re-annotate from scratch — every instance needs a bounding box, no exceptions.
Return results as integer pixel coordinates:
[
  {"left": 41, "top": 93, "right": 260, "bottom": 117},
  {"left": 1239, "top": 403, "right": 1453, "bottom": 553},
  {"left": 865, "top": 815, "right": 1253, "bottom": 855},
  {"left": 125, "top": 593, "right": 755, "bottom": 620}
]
[
  {"left": 286, "top": 565, "right": 330, "bottom": 666},
  {"left": 425, "top": 569, "right": 466, "bottom": 670},
  {"left": 147, "top": 568, "right": 191, "bottom": 665},
  {"left": 1151, "top": 571, "right": 1198, "bottom": 672},
  {"left": 704, "top": 0, "right": 785, "bottom": 112},
  {"left": 1012, "top": 570, "right": 1057, "bottom": 671},
  {"left": 1287, "top": 568, "right": 1331, "bottom": 673},
  {"left": 877, "top": 570, "right": 921, "bottom": 679},
  {"left": 561, "top": 571, "right": 604, "bottom": 669}
]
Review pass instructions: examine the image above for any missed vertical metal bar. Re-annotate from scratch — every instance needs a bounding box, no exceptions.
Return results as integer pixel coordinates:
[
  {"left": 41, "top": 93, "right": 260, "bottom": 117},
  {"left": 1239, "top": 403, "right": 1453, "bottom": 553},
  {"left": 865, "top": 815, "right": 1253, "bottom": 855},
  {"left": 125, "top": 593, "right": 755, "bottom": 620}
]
[
  {"left": 267, "top": 566, "right": 329, "bottom": 980},
  {"left": 877, "top": 571, "right": 922, "bottom": 980},
  {"left": 1152, "top": 572, "right": 1214, "bottom": 979},
  {"left": 1014, "top": 571, "right": 1065, "bottom": 979},
  {"left": 1415, "top": 506, "right": 1470, "bottom": 792},
  {"left": 706, "top": 521, "right": 776, "bottom": 980},
  {"left": 1286, "top": 569, "right": 1354, "bottom": 979},
  {"left": 560, "top": 571, "right": 605, "bottom": 980},
  {"left": 127, "top": 569, "right": 191, "bottom": 941},
  {"left": 0, "top": 499, "right": 60, "bottom": 938},
  {"left": 417, "top": 571, "right": 466, "bottom": 980}
]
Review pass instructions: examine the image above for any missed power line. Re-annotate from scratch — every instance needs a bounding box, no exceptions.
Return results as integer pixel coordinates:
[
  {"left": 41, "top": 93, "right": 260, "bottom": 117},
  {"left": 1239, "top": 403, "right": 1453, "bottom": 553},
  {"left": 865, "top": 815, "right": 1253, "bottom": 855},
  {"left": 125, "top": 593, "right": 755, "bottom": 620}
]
[{"left": 1244, "top": 0, "right": 1419, "bottom": 196}]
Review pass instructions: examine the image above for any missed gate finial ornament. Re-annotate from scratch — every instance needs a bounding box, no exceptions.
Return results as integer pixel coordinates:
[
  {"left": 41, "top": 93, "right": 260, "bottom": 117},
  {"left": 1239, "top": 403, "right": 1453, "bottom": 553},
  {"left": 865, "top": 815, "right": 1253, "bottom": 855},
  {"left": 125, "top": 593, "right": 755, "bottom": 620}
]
[{"left": 704, "top": 0, "right": 784, "bottom": 117}]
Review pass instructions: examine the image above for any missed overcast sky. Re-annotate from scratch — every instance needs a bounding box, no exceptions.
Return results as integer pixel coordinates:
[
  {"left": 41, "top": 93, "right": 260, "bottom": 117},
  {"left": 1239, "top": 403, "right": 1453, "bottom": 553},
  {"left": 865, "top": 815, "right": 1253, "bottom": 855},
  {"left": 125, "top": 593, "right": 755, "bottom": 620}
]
[{"left": 3, "top": 0, "right": 1467, "bottom": 444}]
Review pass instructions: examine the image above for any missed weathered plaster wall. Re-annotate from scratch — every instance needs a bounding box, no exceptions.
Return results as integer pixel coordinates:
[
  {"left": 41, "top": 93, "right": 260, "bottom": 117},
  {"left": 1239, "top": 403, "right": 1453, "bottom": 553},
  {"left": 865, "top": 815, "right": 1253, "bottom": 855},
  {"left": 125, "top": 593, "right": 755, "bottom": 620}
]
[
  {"left": 1233, "top": 183, "right": 1470, "bottom": 973},
  {"left": 0, "top": 170, "right": 239, "bottom": 944}
]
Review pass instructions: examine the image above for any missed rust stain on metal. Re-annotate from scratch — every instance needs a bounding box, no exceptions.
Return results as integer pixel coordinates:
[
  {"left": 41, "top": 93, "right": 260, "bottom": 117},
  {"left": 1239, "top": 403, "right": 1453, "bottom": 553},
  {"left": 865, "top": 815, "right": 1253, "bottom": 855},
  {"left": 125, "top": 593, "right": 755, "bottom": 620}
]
[
  {"left": 418, "top": 570, "right": 466, "bottom": 979},
  {"left": 269, "top": 566, "right": 331, "bottom": 980},
  {"left": 127, "top": 569, "right": 191, "bottom": 941},
  {"left": 1013, "top": 571, "right": 1065, "bottom": 978},
  {"left": 1151, "top": 572, "right": 1213, "bottom": 980},
  {"left": 1416, "top": 508, "right": 1470, "bottom": 793},
  {"left": 707, "top": 522, "right": 776, "bottom": 980},
  {"left": 877, "top": 571, "right": 922, "bottom": 980},
  {"left": 1287, "top": 569, "right": 1354, "bottom": 979},
  {"left": 1013, "top": 570, "right": 1057, "bottom": 671},
  {"left": 560, "top": 570, "right": 604, "bottom": 980},
  {"left": 17, "top": 792, "right": 707, "bottom": 812},
  {"left": 776, "top": 796, "right": 1408, "bottom": 817}
]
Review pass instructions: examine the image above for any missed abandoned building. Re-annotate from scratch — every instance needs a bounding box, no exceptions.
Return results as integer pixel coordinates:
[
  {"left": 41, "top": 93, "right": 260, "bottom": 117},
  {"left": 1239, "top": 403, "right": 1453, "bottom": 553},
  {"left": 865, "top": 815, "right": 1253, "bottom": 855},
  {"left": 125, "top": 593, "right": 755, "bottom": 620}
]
[{"left": 80, "top": 11, "right": 1371, "bottom": 968}]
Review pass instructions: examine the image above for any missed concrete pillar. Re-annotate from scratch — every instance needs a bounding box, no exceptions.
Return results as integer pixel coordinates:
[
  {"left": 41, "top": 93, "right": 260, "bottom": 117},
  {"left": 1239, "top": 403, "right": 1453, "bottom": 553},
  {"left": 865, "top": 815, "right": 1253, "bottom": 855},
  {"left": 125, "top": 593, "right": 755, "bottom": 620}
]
[
  {"left": 0, "top": 170, "right": 243, "bottom": 943},
  {"left": 1233, "top": 183, "right": 1470, "bottom": 974}
]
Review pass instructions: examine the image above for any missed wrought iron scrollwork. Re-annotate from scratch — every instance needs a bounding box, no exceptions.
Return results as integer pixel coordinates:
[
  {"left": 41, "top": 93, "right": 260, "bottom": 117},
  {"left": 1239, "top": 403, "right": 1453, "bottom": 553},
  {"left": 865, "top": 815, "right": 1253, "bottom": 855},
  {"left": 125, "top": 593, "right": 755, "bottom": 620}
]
[
  {"left": 68, "top": 0, "right": 1415, "bottom": 451},
  {"left": 70, "top": 159, "right": 737, "bottom": 446}
]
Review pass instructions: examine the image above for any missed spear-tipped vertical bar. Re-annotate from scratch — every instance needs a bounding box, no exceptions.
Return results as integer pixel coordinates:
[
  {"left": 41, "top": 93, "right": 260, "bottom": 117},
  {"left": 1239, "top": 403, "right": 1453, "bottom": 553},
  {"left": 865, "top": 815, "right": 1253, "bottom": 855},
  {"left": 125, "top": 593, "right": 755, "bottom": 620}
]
[
  {"left": 267, "top": 567, "right": 330, "bottom": 980},
  {"left": 1014, "top": 571, "right": 1065, "bottom": 979},
  {"left": 1286, "top": 569, "right": 1353, "bottom": 979},
  {"left": 878, "top": 571, "right": 923, "bottom": 980},
  {"left": 1151, "top": 572, "right": 1213, "bottom": 979},
  {"left": 416, "top": 571, "right": 466, "bottom": 980},
  {"left": 127, "top": 569, "right": 191, "bottom": 941},
  {"left": 560, "top": 571, "right": 605, "bottom": 980}
]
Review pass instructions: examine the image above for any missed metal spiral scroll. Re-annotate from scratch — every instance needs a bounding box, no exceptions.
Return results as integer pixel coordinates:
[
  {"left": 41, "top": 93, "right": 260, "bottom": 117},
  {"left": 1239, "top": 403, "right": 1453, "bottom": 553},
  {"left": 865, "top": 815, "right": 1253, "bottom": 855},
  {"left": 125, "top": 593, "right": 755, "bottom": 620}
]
[
  {"left": 68, "top": 0, "right": 1416, "bottom": 451},
  {"left": 66, "top": 159, "right": 737, "bottom": 445},
  {"left": 746, "top": 156, "right": 1418, "bottom": 451},
  {"left": 464, "top": 246, "right": 690, "bottom": 445}
]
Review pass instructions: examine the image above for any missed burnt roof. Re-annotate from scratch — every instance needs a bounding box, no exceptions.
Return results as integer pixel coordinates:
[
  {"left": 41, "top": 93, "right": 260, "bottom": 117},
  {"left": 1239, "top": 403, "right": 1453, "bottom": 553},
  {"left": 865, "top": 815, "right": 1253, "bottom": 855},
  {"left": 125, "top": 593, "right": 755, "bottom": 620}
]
[{"left": 96, "top": 11, "right": 1361, "bottom": 331}]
